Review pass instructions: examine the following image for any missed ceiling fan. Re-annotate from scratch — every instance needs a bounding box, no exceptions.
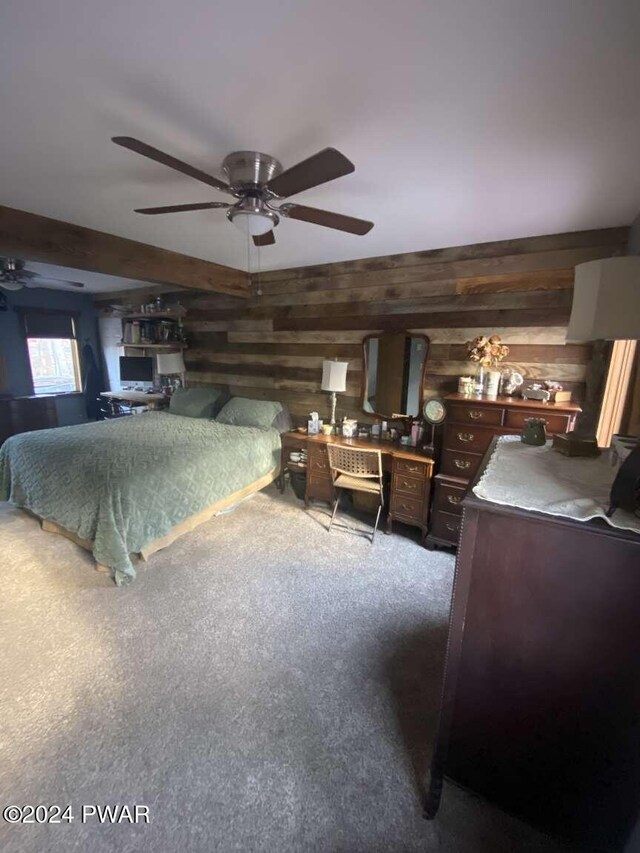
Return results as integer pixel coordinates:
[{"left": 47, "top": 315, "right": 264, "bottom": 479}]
[
  {"left": 112, "top": 137, "right": 374, "bottom": 246},
  {"left": 0, "top": 258, "right": 85, "bottom": 291}
]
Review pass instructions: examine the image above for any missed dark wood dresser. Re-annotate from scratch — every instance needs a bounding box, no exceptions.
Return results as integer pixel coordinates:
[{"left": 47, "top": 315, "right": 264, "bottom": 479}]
[
  {"left": 427, "top": 393, "right": 581, "bottom": 548},
  {"left": 0, "top": 395, "right": 58, "bottom": 445},
  {"left": 426, "top": 440, "right": 640, "bottom": 851}
]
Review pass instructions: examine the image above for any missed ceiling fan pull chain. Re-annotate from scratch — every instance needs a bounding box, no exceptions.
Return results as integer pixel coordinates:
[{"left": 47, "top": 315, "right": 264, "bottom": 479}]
[{"left": 256, "top": 243, "right": 262, "bottom": 297}]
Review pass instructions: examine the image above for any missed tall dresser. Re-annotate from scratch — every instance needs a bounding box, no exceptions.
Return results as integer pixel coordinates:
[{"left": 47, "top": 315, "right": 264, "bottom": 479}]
[
  {"left": 426, "top": 393, "right": 581, "bottom": 548},
  {"left": 426, "top": 439, "right": 640, "bottom": 851}
]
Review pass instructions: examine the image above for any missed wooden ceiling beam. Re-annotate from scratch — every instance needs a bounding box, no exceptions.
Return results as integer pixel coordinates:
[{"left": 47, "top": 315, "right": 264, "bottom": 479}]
[{"left": 0, "top": 205, "right": 249, "bottom": 298}]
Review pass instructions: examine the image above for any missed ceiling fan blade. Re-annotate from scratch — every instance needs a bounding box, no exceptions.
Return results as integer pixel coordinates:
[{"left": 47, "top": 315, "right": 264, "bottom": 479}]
[
  {"left": 253, "top": 231, "right": 275, "bottom": 247},
  {"left": 266, "top": 148, "right": 354, "bottom": 198},
  {"left": 29, "top": 274, "right": 85, "bottom": 288},
  {"left": 280, "top": 203, "right": 373, "bottom": 235},
  {"left": 135, "top": 202, "right": 231, "bottom": 215},
  {"left": 112, "top": 136, "right": 233, "bottom": 195}
]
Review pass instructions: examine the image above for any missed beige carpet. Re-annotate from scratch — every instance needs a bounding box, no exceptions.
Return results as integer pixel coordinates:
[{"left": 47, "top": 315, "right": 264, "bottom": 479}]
[{"left": 0, "top": 485, "right": 569, "bottom": 852}]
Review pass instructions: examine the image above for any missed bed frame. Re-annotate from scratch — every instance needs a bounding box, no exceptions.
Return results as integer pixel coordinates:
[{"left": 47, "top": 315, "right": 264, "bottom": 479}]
[{"left": 37, "top": 467, "right": 280, "bottom": 576}]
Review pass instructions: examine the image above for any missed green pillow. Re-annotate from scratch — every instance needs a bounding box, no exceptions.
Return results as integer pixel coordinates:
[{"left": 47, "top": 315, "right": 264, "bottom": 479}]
[
  {"left": 216, "top": 397, "right": 288, "bottom": 430},
  {"left": 169, "top": 387, "right": 223, "bottom": 419}
]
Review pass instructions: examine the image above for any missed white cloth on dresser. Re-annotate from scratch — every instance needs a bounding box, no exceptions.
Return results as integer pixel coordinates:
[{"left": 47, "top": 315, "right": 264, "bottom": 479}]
[{"left": 473, "top": 435, "right": 640, "bottom": 535}]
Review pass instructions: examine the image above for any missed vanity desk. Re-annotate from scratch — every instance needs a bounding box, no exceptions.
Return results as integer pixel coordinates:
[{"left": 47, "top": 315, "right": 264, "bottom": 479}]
[
  {"left": 282, "top": 432, "right": 435, "bottom": 543},
  {"left": 284, "top": 328, "right": 437, "bottom": 540}
]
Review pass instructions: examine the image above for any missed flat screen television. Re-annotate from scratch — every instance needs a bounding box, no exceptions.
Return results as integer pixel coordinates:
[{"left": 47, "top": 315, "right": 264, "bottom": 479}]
[{"left": 119, "top": 356, "right": 154, "bottom": 383}]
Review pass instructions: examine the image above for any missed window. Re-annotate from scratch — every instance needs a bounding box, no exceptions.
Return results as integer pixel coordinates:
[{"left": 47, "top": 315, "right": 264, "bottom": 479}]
[
  {"left": 27, "top": 337, "right": 82, "bottom": 395},
  {"left": 20, "top": 309, "right": 82, "bottom": 396}
]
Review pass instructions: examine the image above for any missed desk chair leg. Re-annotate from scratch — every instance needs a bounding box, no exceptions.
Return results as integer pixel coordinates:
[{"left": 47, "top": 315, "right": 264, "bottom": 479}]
[
  {"left": 372, "top": 502, "right": 383, "bottom": 544},
  {"left": 328, "top": 489, "right": 341, "bottom": 533}
]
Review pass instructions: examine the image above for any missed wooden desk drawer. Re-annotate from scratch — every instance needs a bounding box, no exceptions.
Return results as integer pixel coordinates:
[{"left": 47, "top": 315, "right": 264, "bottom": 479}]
[
  {"left": 395, "top": 457, "right": 429, "bottom": 477},
  {"left": 444, "top": 423, "right": 496, "bottom": 454},
  {"left": 392, "top": 473, "right": 426, "bottom": 499},
  {"left": 440, "top": 449, "right": 483, "bottom": 480},
  {"left": 433, "top": 480, "right": 466, "bottom": 516},
  {"left": 504, "top": 409, "right": 573, "bottom": 433},
  {"left": 430, "top": 510, "right": 461, "bottom": 544},
  {"left": 283, "top": 433, "right": 308, "bottom": 450},
  {"left": 449, "top": 403, "right": 504, "bottom": 426},
  {"left": 308, "top": 467, "right": 331, "bottom": 485},
  {"left": 307, "top": 476, "right": 334, "bottom": 502},
  {"left": 390, "top": 493, "right": 425, "bottom": 524},
  {"left": 308, "top": 445, "right": 330, "bottom": 474}
]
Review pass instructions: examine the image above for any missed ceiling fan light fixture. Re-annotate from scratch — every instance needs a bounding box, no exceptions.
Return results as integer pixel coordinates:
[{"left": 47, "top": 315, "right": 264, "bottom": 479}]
[
  {"left": 0, "top": 279, "right": 24, "bottom": 291},
  {"left": 230, "top": 211, "right": 275, "bottom": 237},
  {"left": 227, "top": 197, "right": 279, "bottom": 237}
]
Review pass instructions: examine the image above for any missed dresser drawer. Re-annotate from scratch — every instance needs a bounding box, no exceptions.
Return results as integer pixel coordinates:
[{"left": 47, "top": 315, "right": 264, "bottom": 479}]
[
  {"left": 440, "top": 449, "right": 483, "bottom": 480},
  {"left": 444, "top": 423, "right": 497, "bottom": 454},
  {"left": 390, "top": 493, "right": 426, "bottom": 524},
  {"left": 392, "top": 472, "right": 426, "bottom": 499},
  {"left": 430, "top": 510, "right": 462, "bottom": 543},
  {"left": 433, "top": 479, "right": 466, "bottom": 516},
  {"left": 504, "top": 409, "right": 573, "bottom": 434},
  {"left": 430, "top": 510, "right": 462, "bottom": 544},
  {"left": 449, "top": 403, "right": 504, "bottom": 426},
  {"left": 395, "top": 457, "right": 429, "bottom": 477}
]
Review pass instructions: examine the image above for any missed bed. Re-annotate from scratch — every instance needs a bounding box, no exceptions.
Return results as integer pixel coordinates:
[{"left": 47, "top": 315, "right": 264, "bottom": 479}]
[{"left": 0, "top": 398, "right": 285, "bottom": 585}]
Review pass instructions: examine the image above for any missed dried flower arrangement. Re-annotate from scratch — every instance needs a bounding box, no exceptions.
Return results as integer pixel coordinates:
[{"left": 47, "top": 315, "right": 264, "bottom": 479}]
[{"left": 467, "top": 334, "right": 509, "bottom": 368}]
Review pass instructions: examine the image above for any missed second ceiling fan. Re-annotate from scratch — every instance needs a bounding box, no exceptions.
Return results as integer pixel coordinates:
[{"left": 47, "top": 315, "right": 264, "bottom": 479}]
[{"left": 112, "top": 137, "right": 374, "bottom": 246}]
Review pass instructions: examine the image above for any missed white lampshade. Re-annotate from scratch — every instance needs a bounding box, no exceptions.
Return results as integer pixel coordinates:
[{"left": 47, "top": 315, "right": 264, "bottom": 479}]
[
  {"left": 321, "top": 360, "right": 348, "bottom": 393},
  {"left": 566, "top": 257, "right": 640, "bottom": 343},
  {"left": 156, "top": 352, "right": 186, "bottom": 375},
  {"left": 231, "top": 212, "right": 274, "bottom": 236}
]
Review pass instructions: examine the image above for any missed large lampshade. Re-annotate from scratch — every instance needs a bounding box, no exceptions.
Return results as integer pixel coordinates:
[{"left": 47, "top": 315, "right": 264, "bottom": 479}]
[
  {"left": 566, "top": 257, "right": 640, "bottom": 343},
  {"left": 156, "top": 352, "right": 186, "bottom": 375},
  {"left": 321, "top": 360, "right": 348, "bottom": 393}
]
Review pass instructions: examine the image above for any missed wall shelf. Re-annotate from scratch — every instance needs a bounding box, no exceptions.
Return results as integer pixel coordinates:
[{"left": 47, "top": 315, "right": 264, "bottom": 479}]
[
  {"left": 120, "top": 308, "right": 187, "bottom": 348},
  {"left": 122, "top": 311, "right": 185, "bottom": 320},
  {"left": 119, "top": 342, "right": 187, "bottom": 349}
]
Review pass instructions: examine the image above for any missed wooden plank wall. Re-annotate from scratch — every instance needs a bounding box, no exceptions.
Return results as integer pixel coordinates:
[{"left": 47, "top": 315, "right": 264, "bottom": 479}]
[{"left": 176, "top": 227, "right": 628, "bottom": 423}]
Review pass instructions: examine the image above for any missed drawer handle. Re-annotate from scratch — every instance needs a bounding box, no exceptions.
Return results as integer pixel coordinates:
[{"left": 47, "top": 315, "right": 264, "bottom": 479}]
[
  {"left": 314, "top": 461, "right": 327, "bottom": 469},
  {"left": 401, "top": 479, "right": 418, "bottom": 489},
  {"left": 454, "top": 459, "right": 471, "bottom": 470},
  {"left": 469, "top": 410, "right": 483, "bottom": 419},
  {"left": 457, "top": 432, "right": 474, "bottom": 442},
  {"left": 446, "top": 495, "right": 461, "bottom": 505},
  {"left": 445, "top": 522, "right": 459, "bottom": 532},
  {"left": 400, "top": 504, "right": 415, "bottom": 513},
  {"left": 404, "top": 464, "right": 420, "bottom": 473}
]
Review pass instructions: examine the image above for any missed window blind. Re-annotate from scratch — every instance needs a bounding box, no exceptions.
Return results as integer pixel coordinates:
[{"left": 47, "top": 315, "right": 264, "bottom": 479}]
[{"left": 20, "top": 310, "right": 77, "bottom": 339}]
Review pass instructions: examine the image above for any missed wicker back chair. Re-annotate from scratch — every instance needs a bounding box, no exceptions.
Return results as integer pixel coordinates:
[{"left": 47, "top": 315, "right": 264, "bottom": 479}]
[{"left": 326, "top": 444, "right": 384, "bottom": 543}]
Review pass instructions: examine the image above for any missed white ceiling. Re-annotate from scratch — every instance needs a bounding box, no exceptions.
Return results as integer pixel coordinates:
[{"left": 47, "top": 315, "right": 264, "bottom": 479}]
[{"left": 1, "top": 0, "right": 639, "bottom": 276}]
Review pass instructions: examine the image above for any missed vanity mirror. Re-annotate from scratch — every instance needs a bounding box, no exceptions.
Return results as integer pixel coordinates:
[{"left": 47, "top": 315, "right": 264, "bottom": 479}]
[{"left": 362, "top": 332, "right": 430, "bottom": 420}]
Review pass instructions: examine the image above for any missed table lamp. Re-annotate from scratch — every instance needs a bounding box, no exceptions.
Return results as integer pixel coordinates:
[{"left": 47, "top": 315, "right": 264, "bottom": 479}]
[
  {"left": 156, "top": 352, "right": 186, "bottom": 393},
  {"left": 321, "top": 359, "right": 348, "bottom": 429},
  {"left": 566, "top": 257, "right": 640, "bottom": 343},
  {"left": 559, "top": 256, "right": 640, "bottom": 452}
]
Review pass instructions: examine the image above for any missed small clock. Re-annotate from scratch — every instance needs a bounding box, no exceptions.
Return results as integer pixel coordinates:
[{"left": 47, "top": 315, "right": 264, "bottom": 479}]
[{"left": 423, "top": 397, "right": 446, "bottom": 425}]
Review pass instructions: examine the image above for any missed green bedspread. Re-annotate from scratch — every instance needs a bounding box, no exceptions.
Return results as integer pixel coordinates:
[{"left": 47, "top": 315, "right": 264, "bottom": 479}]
[{"left": 0, "top": 412, "right": 281, "bottom": 585}]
